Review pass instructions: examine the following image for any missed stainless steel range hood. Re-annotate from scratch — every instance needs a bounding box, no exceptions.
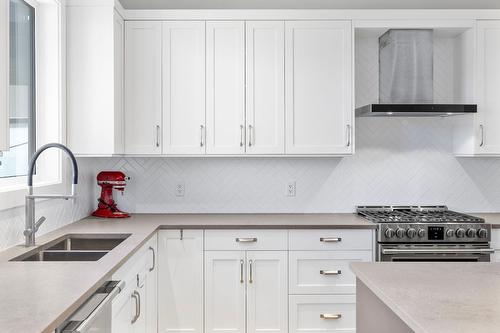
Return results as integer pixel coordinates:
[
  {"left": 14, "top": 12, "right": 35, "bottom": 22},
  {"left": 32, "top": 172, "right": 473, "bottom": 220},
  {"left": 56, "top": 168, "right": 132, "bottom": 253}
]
[{"left": 356, "top": 29, "right": 477, "bottom": 117}]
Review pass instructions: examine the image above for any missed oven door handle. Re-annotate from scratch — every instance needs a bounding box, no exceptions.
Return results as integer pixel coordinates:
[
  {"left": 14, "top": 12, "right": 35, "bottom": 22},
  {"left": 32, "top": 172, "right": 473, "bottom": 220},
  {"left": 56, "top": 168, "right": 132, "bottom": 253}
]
[{"left": 382, "top": 248, "right": 495, "bottom": 255}]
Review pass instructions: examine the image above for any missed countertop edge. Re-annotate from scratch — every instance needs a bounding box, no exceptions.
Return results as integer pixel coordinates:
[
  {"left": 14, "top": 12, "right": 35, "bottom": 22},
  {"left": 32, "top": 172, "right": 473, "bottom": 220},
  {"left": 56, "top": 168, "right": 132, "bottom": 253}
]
[{"left": 350, "top": 263, "right": 429, "bottom": 333}]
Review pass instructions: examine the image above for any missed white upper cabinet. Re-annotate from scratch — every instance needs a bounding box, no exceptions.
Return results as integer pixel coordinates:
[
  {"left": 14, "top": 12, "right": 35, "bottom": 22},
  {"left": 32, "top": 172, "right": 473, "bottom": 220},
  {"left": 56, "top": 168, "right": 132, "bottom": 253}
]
[
  {"left": 206, "top": 21, "right": 246, "bottom": 155},
  {"left": 475, "top": 20, "right": 500, "bottom": 155},
  {"left": 246, "top": 21, "right": 285, "bottom": 155},
  {"left": 162, "top": 21, "right": 206, "bottom": 155},
  {"left": 124, "top": 21, "right": 162, "bottom": 155},
  {"left": 285, "top": 21, "right": 353, "bottom": 155},
  {"left": 67, "top": 6, "right": 124, "bottom": 155}
]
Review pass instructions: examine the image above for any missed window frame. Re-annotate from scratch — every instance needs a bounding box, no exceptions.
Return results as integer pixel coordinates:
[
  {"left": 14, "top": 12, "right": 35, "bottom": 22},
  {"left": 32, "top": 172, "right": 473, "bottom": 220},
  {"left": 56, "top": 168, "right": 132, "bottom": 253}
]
[{"left": 0, "top": 0, "right": 66, "bottom": 210}]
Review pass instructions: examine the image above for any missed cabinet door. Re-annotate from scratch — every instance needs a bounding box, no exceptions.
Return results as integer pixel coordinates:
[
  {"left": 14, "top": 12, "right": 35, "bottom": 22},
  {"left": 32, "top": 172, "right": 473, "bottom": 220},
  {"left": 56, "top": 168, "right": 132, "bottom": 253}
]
[
  {"left": 205, "top": 251, "right": 246, "bottom": 333},
  {"left": 158, "top": 230, "right": 204, "bottom": 333},
  {"left": 476, "top": 20, "right": 500, "bottom": 154},
  {"left": 247, "top": 251, "right": 288, "bottom": 333},
  {"left": 285, "top": 21, "right": 352, "bottom": 155},
  {"left": 124, "top": 21, "right": 162, "bottom": 154},
  {"left": 246, "top": 21, "right": 285, "bottom": 155},
  {"left": 163, "top": 21, "right": 206, "bottom": 155},
  {"left": 206, "top": 21, "right": 246, "bottom": 155},
  {"left": 145, "top": 237, "right": 157, "bottom": 333},
  {"left": 112, "top": 288, "right": 133, "bottom": 333}
]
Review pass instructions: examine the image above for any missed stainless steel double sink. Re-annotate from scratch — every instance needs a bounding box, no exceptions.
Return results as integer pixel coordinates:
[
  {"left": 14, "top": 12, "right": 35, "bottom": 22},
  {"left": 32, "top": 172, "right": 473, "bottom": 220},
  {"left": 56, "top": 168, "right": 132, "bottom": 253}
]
[{"left": 10, "top": 234, "right": 131, "bottom": 262}]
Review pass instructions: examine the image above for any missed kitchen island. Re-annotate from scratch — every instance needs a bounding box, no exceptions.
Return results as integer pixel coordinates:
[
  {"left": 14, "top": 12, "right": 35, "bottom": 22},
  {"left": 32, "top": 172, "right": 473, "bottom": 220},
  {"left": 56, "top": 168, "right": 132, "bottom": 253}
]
[{"left": 351, "top": 262, "right": 500, "bottom": 333}]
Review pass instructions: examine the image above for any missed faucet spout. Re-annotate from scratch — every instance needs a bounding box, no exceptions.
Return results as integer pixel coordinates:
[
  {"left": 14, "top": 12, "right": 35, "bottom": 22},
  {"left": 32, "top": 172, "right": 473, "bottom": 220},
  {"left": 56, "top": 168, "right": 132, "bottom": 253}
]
[{"left": 24, "top": 143, "right": 79, "bottom": 247}]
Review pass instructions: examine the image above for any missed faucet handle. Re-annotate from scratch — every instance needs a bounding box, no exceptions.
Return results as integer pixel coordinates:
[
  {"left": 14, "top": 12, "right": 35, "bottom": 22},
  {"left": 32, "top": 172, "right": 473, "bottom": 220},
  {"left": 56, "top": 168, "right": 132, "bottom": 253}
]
[{"left": 34, "top": 216, "right": 46, "bottom": 232}]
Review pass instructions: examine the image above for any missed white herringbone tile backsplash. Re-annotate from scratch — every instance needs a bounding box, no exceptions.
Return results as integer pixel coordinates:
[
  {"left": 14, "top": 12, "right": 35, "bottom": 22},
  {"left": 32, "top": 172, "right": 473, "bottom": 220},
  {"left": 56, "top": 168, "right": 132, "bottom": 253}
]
[{"left": 2, "top": 118, "right": 500, "bottom": 250}]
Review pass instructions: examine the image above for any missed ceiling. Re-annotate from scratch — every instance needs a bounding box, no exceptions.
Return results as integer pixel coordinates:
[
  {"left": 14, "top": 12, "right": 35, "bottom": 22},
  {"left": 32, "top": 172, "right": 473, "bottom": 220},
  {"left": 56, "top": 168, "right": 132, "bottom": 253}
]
[{"left": 119, "top": 0, "right": 500, "bottom": 10}]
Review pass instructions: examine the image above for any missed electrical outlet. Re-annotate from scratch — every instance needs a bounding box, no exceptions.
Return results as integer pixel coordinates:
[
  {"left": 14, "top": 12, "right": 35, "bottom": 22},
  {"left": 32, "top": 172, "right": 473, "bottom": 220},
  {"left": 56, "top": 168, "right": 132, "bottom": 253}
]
[
  {"left": 175, "top": 182, "right": 185, "bottom": 197},
  {"left": 287, "top": 181, "right": 296, "bottom": 197}
]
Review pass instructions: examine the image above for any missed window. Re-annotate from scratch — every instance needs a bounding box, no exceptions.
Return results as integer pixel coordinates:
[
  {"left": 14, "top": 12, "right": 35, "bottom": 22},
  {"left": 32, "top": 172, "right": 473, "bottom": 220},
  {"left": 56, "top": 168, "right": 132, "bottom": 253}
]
[{"left": 0, "top": 0, "right": 35, "bottom": 178}]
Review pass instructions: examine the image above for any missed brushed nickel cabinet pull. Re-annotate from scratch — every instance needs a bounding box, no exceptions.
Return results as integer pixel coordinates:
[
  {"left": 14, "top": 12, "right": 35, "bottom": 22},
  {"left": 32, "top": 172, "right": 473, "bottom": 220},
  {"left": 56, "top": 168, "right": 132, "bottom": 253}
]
[
  {"left": 320, "top": 237, "right": 342, "bottom": 243},
  {"left": 200, "top": 125, "right": 205, "bottom": 147},
  {"left": 320, "top": 313, "right": 342, "bottom": 320},
  {"left": 149, "top": 246, "right": 155, "bottom": 272},
  {"left": 131, "top": 291, "right": 140, "bottom": 324},
  {"left": 249, "top": 259, "right": 253, "bottom": 283},
  {"left": 320, "top": 270, "right": 342, "bottom": 276},
  {"left": 480, "top": 124, "right": 484, "bottom": 147},
  {"left": 136, "top": 273, "right": 144, "bottom": 288},
  {"left": 248, "top": 124, "right": 253, "bottom": 147},
  {"left": 240, "top": 125, "right": 245, "bottom": 147},
  {"left": 236, "top": 237, "right": 258, "bottom": 243},
  {"left": 156, "top": 125, "right": 161, "bottom": 147},
  {"left": 240, "top": 259, "right": 244, "bottom": 283}
]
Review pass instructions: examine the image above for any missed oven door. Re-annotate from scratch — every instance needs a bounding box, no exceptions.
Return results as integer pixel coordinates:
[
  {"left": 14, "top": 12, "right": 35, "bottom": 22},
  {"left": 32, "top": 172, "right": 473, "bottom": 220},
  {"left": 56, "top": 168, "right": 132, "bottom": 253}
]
[{"left": 378, "top": 244, "right": 494, "bottom": 262}]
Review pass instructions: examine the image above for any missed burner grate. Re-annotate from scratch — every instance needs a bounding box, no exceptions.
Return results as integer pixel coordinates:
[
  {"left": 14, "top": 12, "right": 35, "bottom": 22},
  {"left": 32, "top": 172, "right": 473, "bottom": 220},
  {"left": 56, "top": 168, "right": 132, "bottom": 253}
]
[{"left": 356, "top": 206, "right": 484, "bottom": 223}]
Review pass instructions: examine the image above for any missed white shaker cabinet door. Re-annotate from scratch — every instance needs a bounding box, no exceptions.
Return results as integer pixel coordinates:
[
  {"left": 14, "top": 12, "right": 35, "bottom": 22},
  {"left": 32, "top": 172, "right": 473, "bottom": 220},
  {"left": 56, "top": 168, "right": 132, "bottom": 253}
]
[
  {"left": 246, "top": 251, "right": 288, "bottom": 333},
  {"left": 245, "top": 21, "right": 285, "bottom": 155},
  {"left": 163, "top": 21, "right": 206, "bottom": 155},
  {"left": 285, "top": 21, "right": 353, "bottom": 155},
  {"left": 476, "top": 20, "right": 500, "bottom": 155},
  {"left": 205, "top": 251, "right": 246, "bottom": 333},
  {"left": 124, "top": 21, "right": 162, "bottom": 154},
  {"left": 158, "top": 230, "right": 204, "bottom": 333},
  {"left": 206, "top": 21, "right": 246, "bottom": 155}
]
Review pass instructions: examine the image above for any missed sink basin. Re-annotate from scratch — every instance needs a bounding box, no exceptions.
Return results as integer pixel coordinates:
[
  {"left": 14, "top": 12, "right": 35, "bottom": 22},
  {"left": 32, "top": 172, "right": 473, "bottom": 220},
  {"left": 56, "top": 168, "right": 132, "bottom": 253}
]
[
  {"left": 46, "top": 234, "right": 130, "bottom": 251},
  {"left": 21, "top": 250, "right": 109, "bottom": 261},
  {"left": 10, "top": 233, "right": 131, "bottom": 262}
]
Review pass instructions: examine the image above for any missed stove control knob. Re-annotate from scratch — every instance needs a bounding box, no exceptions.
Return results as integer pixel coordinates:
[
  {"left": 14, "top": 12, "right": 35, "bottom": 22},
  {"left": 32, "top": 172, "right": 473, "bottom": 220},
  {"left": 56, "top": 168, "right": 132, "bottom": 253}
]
[
  {"left": 384, "top": 228, "right": 395, "bottom": 238},
  {"left": 406, "top": 228, "right": 417, "bottom": 239},
  {"left": 466, "top": 228, "right": 477, "bottom": 238},
  {"left": 417, "top": 228, "right": 426, "bottom": 238},
  {"left": 456, "top": 228, "right": 466, "bottom": 238},
  {"left": 478, "top": 228, "right": 488, "bottom": 239},
  {"left": 446, "top": 228, "right": 455, "bottom": 238},
  {"left": 396, "top": 228, "right": 406, "bottom": 239}
]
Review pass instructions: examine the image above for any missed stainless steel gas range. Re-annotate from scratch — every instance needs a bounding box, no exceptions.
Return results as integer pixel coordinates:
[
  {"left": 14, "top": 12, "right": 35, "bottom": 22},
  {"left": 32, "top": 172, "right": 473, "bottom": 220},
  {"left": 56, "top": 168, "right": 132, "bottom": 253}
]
[{"left": 357, "top": 205, "right": 494, "bottom": 262}]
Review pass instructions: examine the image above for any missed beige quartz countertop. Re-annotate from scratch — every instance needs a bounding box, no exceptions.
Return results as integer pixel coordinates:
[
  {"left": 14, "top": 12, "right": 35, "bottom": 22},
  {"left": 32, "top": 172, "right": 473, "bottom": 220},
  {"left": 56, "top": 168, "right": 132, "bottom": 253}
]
[
  {"left": 0, "top": 213, "right": 374, "bottom": 333},
  {"left": 475, "top": 213, "right": 500, "bottom": 228},
  {"left": 351, "top": 262, "right": 500, "bottom": 333}
]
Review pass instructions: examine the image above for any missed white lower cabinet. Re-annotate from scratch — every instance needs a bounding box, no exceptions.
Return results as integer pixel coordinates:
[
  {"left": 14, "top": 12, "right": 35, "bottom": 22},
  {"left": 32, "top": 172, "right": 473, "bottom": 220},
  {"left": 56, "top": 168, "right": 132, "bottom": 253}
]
[
  {"left": 205, "top": 251, "right": 247, "bottom": 333},
  {"left": 290, "top": 250, "right": 372, "bottom": 295},
  {"left": 111, "top": 235, "right": 157, "bottom": 333},
  {"left": 158, "top": 230, "right": 204, "bottom": 333},
  {"left": 247, "top": 251, "right": 288, "bottom": 333},
  {"left": 289, "top": 295, "right": 356, "bottom": 332},
  {"left": 116, "top": 228, "right": 372, "bottom": 333},
  {"left": 205, "top": 250, "right": 288, "bottom": 333}
]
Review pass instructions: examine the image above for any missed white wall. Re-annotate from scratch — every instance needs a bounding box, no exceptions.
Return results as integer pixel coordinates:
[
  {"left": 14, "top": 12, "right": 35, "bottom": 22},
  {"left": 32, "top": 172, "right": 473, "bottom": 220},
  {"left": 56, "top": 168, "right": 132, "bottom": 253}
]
[{"left": 1, "top": 117, "right": 500, "bottom": 250}]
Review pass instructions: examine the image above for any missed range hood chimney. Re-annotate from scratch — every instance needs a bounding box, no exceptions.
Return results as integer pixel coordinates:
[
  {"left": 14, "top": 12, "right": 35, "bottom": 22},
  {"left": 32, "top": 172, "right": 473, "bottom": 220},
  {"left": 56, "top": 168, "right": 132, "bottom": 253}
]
[{"left": 356, "top": 29, "right": 477, "bottom": 117}]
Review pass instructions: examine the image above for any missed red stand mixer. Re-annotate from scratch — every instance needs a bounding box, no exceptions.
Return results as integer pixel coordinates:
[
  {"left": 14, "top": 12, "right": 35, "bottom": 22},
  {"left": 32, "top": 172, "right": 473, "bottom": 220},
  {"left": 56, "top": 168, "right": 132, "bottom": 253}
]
[{"left": 92, "top": 171, "right": 130, "bottom": 218}]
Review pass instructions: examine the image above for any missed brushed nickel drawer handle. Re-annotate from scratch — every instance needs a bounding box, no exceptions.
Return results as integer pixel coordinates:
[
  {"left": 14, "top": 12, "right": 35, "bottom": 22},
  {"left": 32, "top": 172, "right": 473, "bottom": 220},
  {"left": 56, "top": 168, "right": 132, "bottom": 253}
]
[
  {"left": 155, "top": 125, "right": 160, "bottom": 147},
  {"left": 240, "top": 124, "right": 244, "bottom": 147},
  {"left": 200, "top": 125, "right": 205, "bottom": 147},
  {"left": 240, "top": 259, "right": 244, "bottom": 283},
  {"left": 320, "top": 237, "right": 342, "bottom": 243},
  {"left": 320, "top": 313, "right": 342, "bottom": 320},
  {"left": 236, "top": 237, "right": 258, "bottom": 243},
  {"left": 479, "top": 124, "right": 484, "bottom": 147},
  {"left": 149, "top": 246, "right": 155, "bottom": 272},
  {"left": 320, "top": 270, "right": 342, "bottom": 275}
]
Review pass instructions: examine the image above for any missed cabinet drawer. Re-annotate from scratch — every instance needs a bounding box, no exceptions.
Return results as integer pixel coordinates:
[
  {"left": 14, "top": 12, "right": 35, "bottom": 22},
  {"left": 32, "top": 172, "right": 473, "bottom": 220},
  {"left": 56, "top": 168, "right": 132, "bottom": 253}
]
[
  {"left": 289, "top": 229, "right": 372, "bottom": 251},
  {"left": 290, "top": 251, "right": 372, "bottom": 295},
  {"left": 289, "top": 295, "right": 355, "bottom": 333},
  {"left": 204, "top": 230, "right": 287, "bottom": 250}
]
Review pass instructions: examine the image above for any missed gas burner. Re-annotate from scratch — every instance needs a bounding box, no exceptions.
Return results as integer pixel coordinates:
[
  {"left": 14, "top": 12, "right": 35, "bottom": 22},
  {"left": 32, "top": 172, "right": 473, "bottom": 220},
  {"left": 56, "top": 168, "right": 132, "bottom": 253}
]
[{"left": 356, "top": 205, "right": 484, "bottom": 224}]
